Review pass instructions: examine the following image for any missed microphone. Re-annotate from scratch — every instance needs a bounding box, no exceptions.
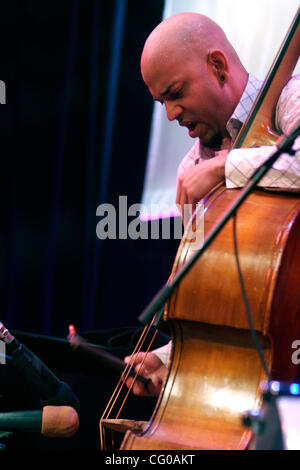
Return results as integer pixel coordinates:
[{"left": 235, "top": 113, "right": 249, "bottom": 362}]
[
  {"left": 0, "top": 321, "right": 80, "bottom": 411},
  {"left": 0, "top": 406, "right": 79, "bottom": 438}
]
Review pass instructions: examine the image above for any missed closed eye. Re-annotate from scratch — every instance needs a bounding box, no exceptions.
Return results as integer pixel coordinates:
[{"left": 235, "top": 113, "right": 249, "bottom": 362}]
[
  {"left": 167, "top": 88, "right": 183, "bottom": 101},
  {"left": 153, "top": 85, "right": 184, "bottom": 106}
]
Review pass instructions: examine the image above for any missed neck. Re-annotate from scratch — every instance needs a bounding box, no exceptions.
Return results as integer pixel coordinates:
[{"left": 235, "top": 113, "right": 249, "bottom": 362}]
[{"left": 234, "top": 70, "right": 249, "bottom": 102}]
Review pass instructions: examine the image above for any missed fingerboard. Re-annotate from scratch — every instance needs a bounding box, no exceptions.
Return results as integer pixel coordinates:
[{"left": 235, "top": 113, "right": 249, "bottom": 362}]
[{"left": 233, "top": 8, "right": 300, "bottom": 149}]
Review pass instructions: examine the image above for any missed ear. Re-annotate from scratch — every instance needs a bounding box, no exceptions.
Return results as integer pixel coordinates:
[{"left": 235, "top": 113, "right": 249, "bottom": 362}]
[{"left": 207, "top": 50, "right": 228, "bottom": 85}]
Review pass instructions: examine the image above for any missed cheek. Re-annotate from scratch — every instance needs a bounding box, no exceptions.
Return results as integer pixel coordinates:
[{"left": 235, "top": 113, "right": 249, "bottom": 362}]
[
  {"left": 189, "top": 87, "right": 218, "bottom": 117},
  {"left": 193, "top": 98, "right": 218, "bottom": 125}
]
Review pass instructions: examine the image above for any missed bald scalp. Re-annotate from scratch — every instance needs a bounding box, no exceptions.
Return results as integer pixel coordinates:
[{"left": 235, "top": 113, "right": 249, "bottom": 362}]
[{"left": 141, "top": 12, "right": 241, "bottom": 79}]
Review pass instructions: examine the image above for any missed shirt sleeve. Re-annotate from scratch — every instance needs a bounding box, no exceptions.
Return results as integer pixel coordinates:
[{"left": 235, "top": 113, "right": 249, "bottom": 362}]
[
  {"left": 176, "top": 139, "right": 217, "bottom": 183},
  {"left": 225, "top": 75, "right": 300, "bottom": 189},
  {"left": 176, "top": 140, "right": 201, "bottom": 182},
  {"left": 152, "top": 341, "right": 172, "bottom": 366}
]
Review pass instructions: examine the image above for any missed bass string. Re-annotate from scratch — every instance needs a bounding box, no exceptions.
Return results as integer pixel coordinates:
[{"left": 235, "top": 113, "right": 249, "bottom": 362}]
[
  {"left": 100, "top": 315, "right": 156, "bottom": 420},
  {"left": 99, "top": 313, "right": 158, "bottom": 449},
  {"left": 115, "top": 327, "right": 159, "bottom": 420}
]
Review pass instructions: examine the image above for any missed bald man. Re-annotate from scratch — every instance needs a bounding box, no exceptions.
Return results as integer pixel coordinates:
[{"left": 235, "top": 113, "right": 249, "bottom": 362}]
[
  {"left": 125, "top": 12, "right": 300, "bottom": 396},
  {"left": 142, "top": 12, "right": 300, "bottom": 215}
]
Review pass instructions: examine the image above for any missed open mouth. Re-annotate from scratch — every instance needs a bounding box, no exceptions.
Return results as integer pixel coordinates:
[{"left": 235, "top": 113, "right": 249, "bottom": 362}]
[
  {"left": 179, "top": 120, "right": 199, "bottom": 138},
  {"left": 187, "top": 122, "right": 196, "bottom": 131},
  {"left": 187, "top": 122, "right": 199, "bottom": 138}
]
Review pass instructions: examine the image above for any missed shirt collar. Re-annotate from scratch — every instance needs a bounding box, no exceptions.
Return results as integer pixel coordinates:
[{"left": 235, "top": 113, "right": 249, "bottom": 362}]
[{"left": 226, "top": 73, "right": 263, "bottom": 140}]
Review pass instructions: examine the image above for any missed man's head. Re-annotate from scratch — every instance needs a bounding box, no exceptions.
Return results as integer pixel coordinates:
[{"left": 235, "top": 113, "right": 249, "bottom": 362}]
[{"left": 141, "top": 12, "right": 248, "bottom": 148}]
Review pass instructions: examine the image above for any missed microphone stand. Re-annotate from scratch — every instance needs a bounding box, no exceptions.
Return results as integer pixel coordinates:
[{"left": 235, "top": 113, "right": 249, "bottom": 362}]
[{"left": 139, "top": 122, "right": 300, "bottom": 327}]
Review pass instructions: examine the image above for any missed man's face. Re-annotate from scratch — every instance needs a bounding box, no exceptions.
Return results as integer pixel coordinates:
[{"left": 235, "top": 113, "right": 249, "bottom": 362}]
[{"left": 142, "top": 53, "right": 230, "bottom": 148}]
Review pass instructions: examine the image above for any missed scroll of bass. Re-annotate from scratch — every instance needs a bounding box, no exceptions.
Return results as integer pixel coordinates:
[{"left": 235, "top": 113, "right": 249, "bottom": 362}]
[{"left": 121, "top": 10, "right": 300, "bottom": 450}]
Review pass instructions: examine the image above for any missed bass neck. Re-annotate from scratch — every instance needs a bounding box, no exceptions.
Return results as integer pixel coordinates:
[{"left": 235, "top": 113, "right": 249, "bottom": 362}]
[{"left": 233, "top": 7, "right": 300, "bottom": 149}]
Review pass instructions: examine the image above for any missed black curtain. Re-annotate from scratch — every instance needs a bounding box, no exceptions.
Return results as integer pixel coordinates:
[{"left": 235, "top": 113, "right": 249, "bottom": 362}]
[{"left": 0, "top": 0, "right": 180, "bottom": 339}]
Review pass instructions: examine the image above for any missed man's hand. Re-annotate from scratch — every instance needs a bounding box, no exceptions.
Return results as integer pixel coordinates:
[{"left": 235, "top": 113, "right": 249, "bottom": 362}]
[
  {"left": 176, "top": 151, "right": 228, "bottom": 217},
  {"left": 124, "top": 352, "right": 168, "bottom": 397}
]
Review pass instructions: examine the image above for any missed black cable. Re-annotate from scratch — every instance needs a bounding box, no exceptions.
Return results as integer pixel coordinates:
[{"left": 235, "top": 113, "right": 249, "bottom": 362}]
[{"left": 232, "top": 212, "right": 272, "bottom": 382}]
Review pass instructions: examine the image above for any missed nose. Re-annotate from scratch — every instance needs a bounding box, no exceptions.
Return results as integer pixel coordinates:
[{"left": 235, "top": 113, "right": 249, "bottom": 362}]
[{"left": 164, "top": 101, "right": 183, "bottom": 122}]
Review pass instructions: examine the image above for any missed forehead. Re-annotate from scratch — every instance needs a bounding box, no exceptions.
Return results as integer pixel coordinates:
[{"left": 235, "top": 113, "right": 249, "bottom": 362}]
[{"left": 142, "top": 52, "right": 198, "bottom": 98}]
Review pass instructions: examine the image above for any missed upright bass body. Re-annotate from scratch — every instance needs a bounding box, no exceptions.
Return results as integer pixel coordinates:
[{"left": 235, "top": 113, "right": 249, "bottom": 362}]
[{"left": 121, "top": 186, "right": 300, "bottom": 450}]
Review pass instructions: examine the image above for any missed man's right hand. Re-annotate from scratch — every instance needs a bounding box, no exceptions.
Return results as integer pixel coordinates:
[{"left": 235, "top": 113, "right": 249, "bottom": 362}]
[
  {"left": 176, "top": 151, "right": 227, "bottom": 217},
  {"left": 124, "top": 352, "right": 168, "bottom": 397}
]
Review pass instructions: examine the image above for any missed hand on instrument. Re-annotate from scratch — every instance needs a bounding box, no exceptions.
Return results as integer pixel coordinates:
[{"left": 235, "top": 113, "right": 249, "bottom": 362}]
[
  {"left": 124, "top": 352, "right": 168, "bottom": 397},
  {"left": 276, "top": 120, "right": 300, "bottom": 145},
  {"left": 176, "top": 151, "right": 228, "bottom": 217}
]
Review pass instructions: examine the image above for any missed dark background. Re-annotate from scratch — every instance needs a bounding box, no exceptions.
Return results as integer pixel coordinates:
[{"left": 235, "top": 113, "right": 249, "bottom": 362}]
[
  {"left": 0, "top": 0, "right": 186, "bottom": 452},
  {"left": 0, "top": 0, "right": 181, "bottom": 339}
]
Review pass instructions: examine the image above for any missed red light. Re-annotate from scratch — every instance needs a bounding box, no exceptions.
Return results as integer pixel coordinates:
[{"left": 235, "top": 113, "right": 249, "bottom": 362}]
[{"left": 68, "top": 324, "right": 76, "bottom": 335}]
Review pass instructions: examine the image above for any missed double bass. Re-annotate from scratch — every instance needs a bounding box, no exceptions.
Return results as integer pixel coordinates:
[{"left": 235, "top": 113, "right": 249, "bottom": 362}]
[{"left": 101, "top": 9, "right": 300, "bottom": 450}]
